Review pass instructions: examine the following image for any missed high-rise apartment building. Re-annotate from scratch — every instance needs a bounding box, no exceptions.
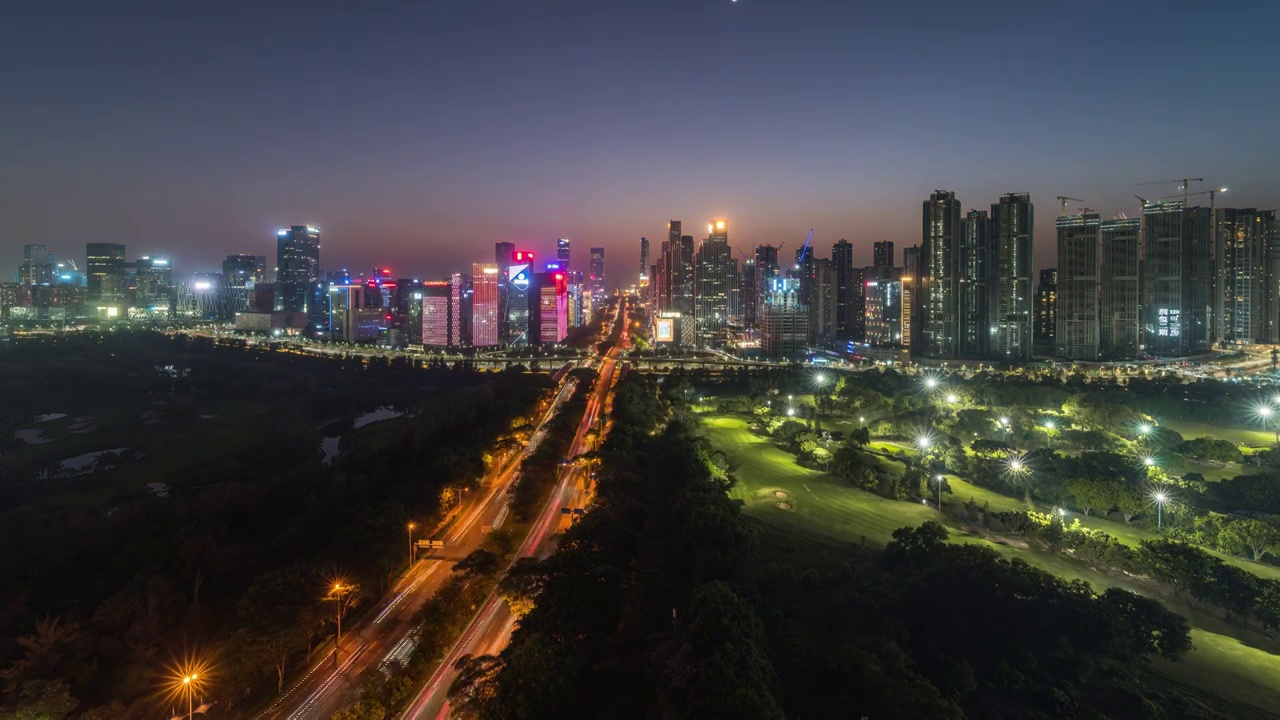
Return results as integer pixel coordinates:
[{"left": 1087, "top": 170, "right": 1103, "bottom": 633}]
[
  {"left": 1033, "top": 269, "right": 1057, "bottom": 349},
  {"left": 19, "top": 245, "right": 53, "bottom": 285},
  {"left": 422, "top": 280, "right": 453, "bottom": 347},
  {"left": 921, "top": 191, "right": 962, "bottom": 358},
  {"left": 1216, "top": 209, "right": 1277, "bottom": 345},
  {"left": 1099, "top": 219, "right": 1140, "bottom": 359},
  {"left": 86, "top": 243, "right": 127, "bottom": 301},
  {"left": 754, "top": 244, "right": 779, "bottom": 327},
  {"left": 694, "top": 220, "right": 732, "bottom": 347},
  {"left": 1055, "top": 213, "right": 1100, "bottom": 360},
  {"left": 471, "top": 263, "right": 500, "bottom": 347},
  {"left": 872, "top": 241, "right": 894, "bottom": 278},
  {"left": 495, "top": 242, "right": 516, "bottom": 342},
  {"left": 1142, "top": 201, "right": 1212, "bottom": 357},
  {"left": 992, "top": 193, "right": 1034, "bottom": 362},
  {"left": 864, "top": 278, "right": 903, "bottom": 346},
  {"left": 811, "top": 258, "right": 839, "bottom": 341},
  {"left": 533, "top": 271, "right": 569, "bottom": 345},
  {"left": 276, "top": 226, "right": 321, "bottom": 315},
  {"left": 958, "top": 210, "right": 994, "bottom": 359},
  {"left": 133, "top": 256, "right": 173, "bottom": 310}
]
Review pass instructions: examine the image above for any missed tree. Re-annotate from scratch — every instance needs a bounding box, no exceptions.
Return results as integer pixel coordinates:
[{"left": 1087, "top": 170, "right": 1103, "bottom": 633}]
[
  {"left": 1217, "top": 518, "right": 1280, "bottom": 561},
  {"left": 449, "top": 654, "right": 503, "bottom": 719},
  {"left": 454, "top": 550, "right": 502, "bottom": 580},
  {"left": 497, "top": 558, "right": 544, "bottom": 618},
  {"left": 236, "top": 566, "right": 318, "bottom": 692},
  {"left": 1095, "top": 588, "right": 1192, "bottom": 660}
]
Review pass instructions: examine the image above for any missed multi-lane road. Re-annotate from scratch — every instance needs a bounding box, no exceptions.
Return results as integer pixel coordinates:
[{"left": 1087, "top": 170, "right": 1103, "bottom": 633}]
[
  {"left": 399, "top": 305, "right": 628, "bottom": 720},
  {"left": 255, "top": 373, "right": 582, "bottom": 720}
]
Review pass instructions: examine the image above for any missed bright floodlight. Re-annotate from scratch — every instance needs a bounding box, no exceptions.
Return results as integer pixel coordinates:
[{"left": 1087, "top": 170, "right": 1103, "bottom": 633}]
[
  {"left": 1044, "top": 420, "right": 1056, "bottom": 430},
  {"left": 998, "top": 417, "right": 1010, "bottom": 426},
  {"left": 1143, "top": 456, "right": 1155, "bottom": 467},
  {"left": 1138, "top": 424, "right": 1151, "bottom": 435},
  {"left": 1009, "top": 459, "right": 1023, "bottom": 472},
  {"left": 1261, "top": 405, "right": 1275, "bottom": 418},
  {"left": 946, "top": 394, "right": 958, "bottom": 403},
  {"left": 787, "top": 408, "right": 795, "bottom": 417},
  {"left": 925, "top": 377, "right": 938, "bottom": 389},
  {"left": 917, "top": 436, "right": 931, "bottom": 449},
  {"left": 815, "top": 373, "right": 827, "bottom": 386},
  {"left": 1153, "top": 492, "right": 1168, "bottom": 504}
]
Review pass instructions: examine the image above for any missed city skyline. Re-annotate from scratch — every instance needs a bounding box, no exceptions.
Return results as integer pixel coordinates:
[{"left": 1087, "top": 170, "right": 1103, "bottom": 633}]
[{"left": 5, "top": 1, "right": 1279, "bottom": 282}]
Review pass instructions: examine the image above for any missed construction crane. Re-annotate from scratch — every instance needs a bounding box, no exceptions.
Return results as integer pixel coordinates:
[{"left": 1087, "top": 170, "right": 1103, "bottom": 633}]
[
  {"left": 1139, "top": 177, "right": 1204, "bottom": 207},
  {"left": 793, "top": 229, "right": 815, "bottom": 269},
  {"left": 1056, "top": 196, "right": 1086, "bottom": 217}
]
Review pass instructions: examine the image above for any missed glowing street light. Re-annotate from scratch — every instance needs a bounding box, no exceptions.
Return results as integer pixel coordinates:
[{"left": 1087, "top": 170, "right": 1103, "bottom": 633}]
[
  {"left": 1043, "top": 420, "right": 1056, "bottom": 431},
  {"left": 946, "top": 394, "right": 958, "bottom": 404},
  {"left": 998, "top": 417, "right": 1010, "bottom": 426},
  {"left": 407, "top": 522, "right": 417, "bottom": 565},
  {"left": 934, "top": 474, "right": 944, "bottom": 511},
  {"left": 787, "top": 408, "right": 795, "bottom": 417},
  {"left": 917, "top": 435, "right": 932, "bottom": 450},
  {"left": 1143, "top": 456, "right": 1155, "bottom": 467},
  {"left": 1152, "top": 491, "right": 1169, "bottom": 529},
  {"left": 327, "top": 581, "right": 357, "bottom": 668},
  {"left": 1138, "top": 423, "right": 1151, "bottom": 436},
  {"left": 924, "top": 376, "right": 939, "bottom": 390}
]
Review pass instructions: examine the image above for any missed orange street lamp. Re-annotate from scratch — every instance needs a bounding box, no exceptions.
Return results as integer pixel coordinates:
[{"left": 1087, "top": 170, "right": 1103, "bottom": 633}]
[{"left": 407, "top": 522, "right": 417, "bottom": 564}]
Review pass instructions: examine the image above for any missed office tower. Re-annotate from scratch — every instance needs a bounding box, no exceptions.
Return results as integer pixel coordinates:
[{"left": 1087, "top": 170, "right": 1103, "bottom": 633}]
[
  {"left": 422, "top": 281, "right": 453, "bottom": 347},
  {"left": 1055, "top": 213, "right": 1101, "bottom": 360},
  {"left": 760, "top": 278, "right": 809, "bottom": 360},
  {"left": 86, "top": 243, "right": 127, "bottom": 301},
  {"left": 133, "top": 256, "right": 173, "bottom": 310},
  {"left": 694, "top": 220, "right": 731, "bottom": 347},
  {"left": 741, "top": 256, "right": 757, "bottom": 326},
  {"left": 394, "top": 279, "right": 425, "bottom": 345},
  {"left": 872, "top": 241, "right": 894, "bottom": 279},
  {"left": 811, "top": 258, "right": 838, "bottom": 341},
  {"left": 902, "top": 245, "right": 923, "bottom": 352},
  {"left": 831, "top": 239, "right": 857, "bottom": 340},
  {"left": 1142, "top": 201, "right": 1212, "bottom": 357},
  {"left": 495, "top": 242, "right": 516, "bottom": 341},
  {"left": 639, "top": 237, "right": 649, "bottom": 283},
  {"left": 864, "top": 278, "right": 903, "bottom": 346},
  {"left": 1100, "top": 219, "right": 1141, "bottom": 359},
  {"left": 589, "top": 247, "right": 605, "bottom": 297},
  {"left": 471, "top": 263, "right": 500, "bottom": 347},
  {"left": 223, "top": 254, "right": 267, "bottom": 287},
  {"left": 753, "top": 244, "right": 779, "bottom": 325},
  {"left": 991, "top": 193, "right": 1034, "bottom": 362},
  {"left": 276, "top": 226, "right": 321, "bottom": 315},
  {"left": 19, "top": 245, "right": 53, "bottom": 285},
  {"left": 1216, "top": 209, "right": 1277, "bottom": 345},
  {"left": 921, "top": 191, "right": 962, "bottom": 358},
  {"left": 506, "top": 258, "right": 533, "bottom": 345},
  {"left": 327, "top": 283, "right": 381, "bottom": 342},
  {"left": 958, "top": 210, "right": 994, "bottom": 359},
  {"left": 532, "top": 270, "right": 569, "bottom": 345},
  {"left": 557, "top": 238, "right": 571, "bottom": 269}
]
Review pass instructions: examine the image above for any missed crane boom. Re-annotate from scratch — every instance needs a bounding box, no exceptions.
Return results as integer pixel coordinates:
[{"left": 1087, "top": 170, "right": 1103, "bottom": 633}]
[
  {"left": 796, "top": 229, "right": 815, "bottom": 265},
  {"left": 1056, "top": 196, "right": 1086, "bottom": 216}
]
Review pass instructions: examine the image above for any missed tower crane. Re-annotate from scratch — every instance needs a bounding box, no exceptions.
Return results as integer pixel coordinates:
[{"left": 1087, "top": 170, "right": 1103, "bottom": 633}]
[
  {"left": 793, "top": 229, "right": 815, "bottom": 269},
  {"left": 1056, "top": 196, "right": 1086, "bottom": 217},
  {"left": 1139, "top": 177, "right": 1203, "bottom": 207}
]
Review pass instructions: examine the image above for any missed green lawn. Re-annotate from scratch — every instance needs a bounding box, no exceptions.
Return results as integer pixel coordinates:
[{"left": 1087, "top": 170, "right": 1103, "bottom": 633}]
[
  {"left": 704, "top": 413, "right": 1280, "bottom": 716},
  {"left": 1162, "top": 419, "right": 1277, "bottom": 448}
]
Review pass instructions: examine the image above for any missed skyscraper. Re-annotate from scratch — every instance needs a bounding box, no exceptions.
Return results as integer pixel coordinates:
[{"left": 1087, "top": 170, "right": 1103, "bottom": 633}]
[
  {"left": 506, "top": 258, "right": 533, "bottom": 346},
  {"left": 589, "top": 247, "right": 605, "bottom": 297},
  {"left": 471, "top": 263, "right": 500, "bottom": 347},
  {"left": 811, "top": 258, "right": 838, "bottom": 341},
  {"left": 1216, "top": 209, "right": 1276, "bottom": 345},
  {"left": 276, "top": 226, "right": 321, "bottom": 314},
  {"left": 1099, "top": 219, "right": 1140, "bottom": 359},
  {"left": 760, "top": 278, "right": 809, "bottom": 360},
  {"left": 1141, "top": 201, "right": 1211, "bottom": 357},
  {"left": 694, "top": 220, "right": 731, "bottom": 347},
  {"left": 86, "top": 242, "right": 127, "bottom": 301},
  {"left": 557, "top": 238, "right": 571, "bottom": 269},
  {"left": 832, "top": 239, "right": 858, "bottom": 340},
  {"left": 958, "top": 209, "right": 994, "bottom": 359},
  {"left": 495, "top": 242, "right": 516, "bottom": 342},
  {"left": 991, "top": 193, "right": 1034, "bottom": 362},
  {"left": 639, "top": 237, "right": 649, "bottom": 284},
  {"left": 872, "top": 241, "right": 894, "bottom": 278},
  {"left": 1055, "top": 213, "right": 1101, "bottom": 360},
  {"left": 1034, "top": 269, "right": 1057, "bottom": 350},
  {"left": 532, "top": 270, "right": 568, "bottom": 345},
  {"left": 921, "top": 191, "right": 962, "bottom": 358},
  {"left": 19, "top": 245, "right": 53, "bottom": 285},
  {"left": 422, "top": 280, "right": 453, "bottom": 347},
  {"left": 752, "top": 244, "right": 779, "bottom": 327},
  {"left": 133, "top": 256, "right": 173, "bottom": 310},
  {"left": 223, "top": 254, "right": 267, "bottom": 287}
]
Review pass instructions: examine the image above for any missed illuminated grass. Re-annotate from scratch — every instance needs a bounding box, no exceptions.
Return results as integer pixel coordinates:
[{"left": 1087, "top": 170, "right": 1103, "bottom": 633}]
[{"left": 1160, "top": 419, "right": 1276, "bottom": 448}]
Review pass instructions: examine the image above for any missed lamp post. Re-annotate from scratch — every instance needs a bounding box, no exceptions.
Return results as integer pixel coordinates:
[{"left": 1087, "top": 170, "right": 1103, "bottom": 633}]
[
  {"left": 181, "top": 673, "right": 198, "bottom": 720},
  {"left": 1153, "top": 492, "right": 1167, "bottom": 529},
  {"left": 328, "top": 582, "right": 355, "bottom": 668},
  {"left": 407, "top": 522, "right": 417, "bottom": 565},
  {"left": 934, "top": 474, "right": 944, "bottom": 511}
]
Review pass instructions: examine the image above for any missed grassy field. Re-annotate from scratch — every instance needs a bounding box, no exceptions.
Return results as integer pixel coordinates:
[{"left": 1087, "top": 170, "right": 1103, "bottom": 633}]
[
  {"left": 704, "top": 413, "right": 1280, "bottom": 716},
  {"left": 1162, "top": 418, "right": 1277, "bottom": 448}
]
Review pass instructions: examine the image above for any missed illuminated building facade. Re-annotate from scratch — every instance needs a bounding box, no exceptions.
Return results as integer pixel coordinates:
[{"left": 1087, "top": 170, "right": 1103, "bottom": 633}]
[
  {"left": 1055, "top": 213, "right": 1101, "bottom": 360},
  {"left": 471, "top": 263, "right": 500, "bottom": 347}
]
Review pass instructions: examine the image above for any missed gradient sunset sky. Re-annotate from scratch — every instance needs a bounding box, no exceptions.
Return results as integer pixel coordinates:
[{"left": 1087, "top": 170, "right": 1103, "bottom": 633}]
[{"left": 3, "top": 0, "right": 1278, "bottom": 286}]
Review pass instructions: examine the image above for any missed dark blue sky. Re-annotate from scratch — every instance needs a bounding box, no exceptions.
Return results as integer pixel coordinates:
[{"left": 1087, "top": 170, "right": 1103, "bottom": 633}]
[{"left": 4, "top": 0, "right": 1278, "bottom": 286}]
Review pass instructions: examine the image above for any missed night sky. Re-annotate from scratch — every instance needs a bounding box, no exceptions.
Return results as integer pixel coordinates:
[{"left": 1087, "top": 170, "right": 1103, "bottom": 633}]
[{"left": 4, "top": 0, "right": 1278, "bottom": 287}]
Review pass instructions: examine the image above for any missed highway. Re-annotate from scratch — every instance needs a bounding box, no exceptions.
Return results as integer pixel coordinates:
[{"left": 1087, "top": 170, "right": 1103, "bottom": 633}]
[
  {"left": 254, "top": 371, "right": 583, "bottom": 720},
  {"left": 399, "top": 304, "right": 629, "bottom": 720}
]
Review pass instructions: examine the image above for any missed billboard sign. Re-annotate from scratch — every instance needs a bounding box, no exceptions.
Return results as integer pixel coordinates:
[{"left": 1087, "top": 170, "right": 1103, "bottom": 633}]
[
  {"left": 508, "top": 264, "right": 531, "bottom": 291},
  {"left": 656, "top": 317, "right": 674, "bottom": 342}
]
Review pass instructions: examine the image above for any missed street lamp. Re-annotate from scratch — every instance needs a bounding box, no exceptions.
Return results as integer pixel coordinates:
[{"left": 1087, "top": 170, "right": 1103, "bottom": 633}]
[
  {"left": 327, "top": 581, "right": 356, "bottom": 668},
  {"left": 917, "top": 435, "right": 932, "bottom": 450},
  {"left": 924, "top": 376, "right": 939, "bottom": 390},
  {"left": 1043, "top": 420, "right": 1056, "bottom": 431},
  {"left": 1153, "top": 491, "right": 1168, "bottom": 529},
  {"left": 407, "top": 522, "right": 417, "bottom": 565},
  {"left": 181, "top": 673, "right": 198, "bottom": 720},
  {"left": 934, "top": 474, "right": 944, "bottom": 511},
  {"left": 1143, "top": 456, "right": 1155, "bottom": 467},
  {"left": 946, "top": 394, "right": 958, "bottom": 404},
  {"left": 787, "top": 408, "right": 795, "bottom": 417}
]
